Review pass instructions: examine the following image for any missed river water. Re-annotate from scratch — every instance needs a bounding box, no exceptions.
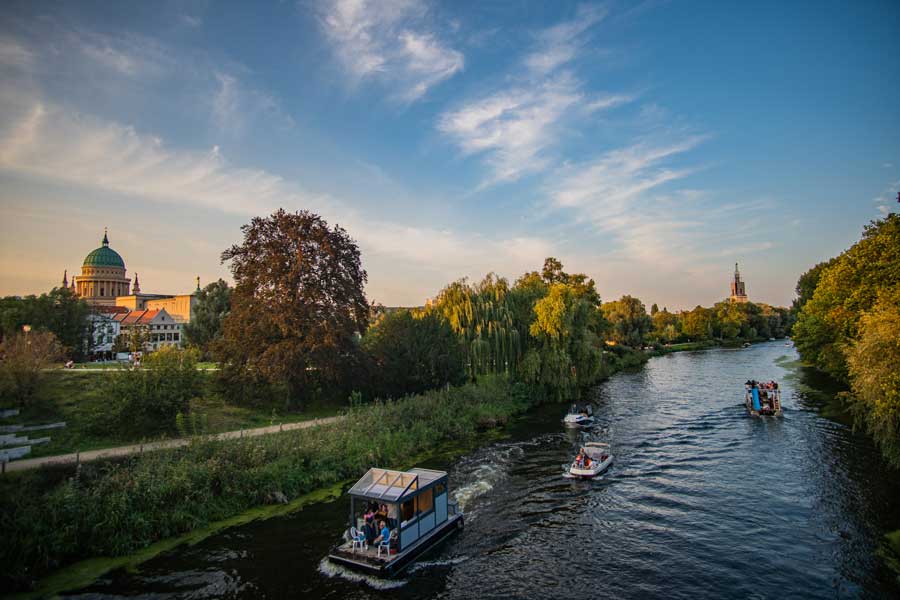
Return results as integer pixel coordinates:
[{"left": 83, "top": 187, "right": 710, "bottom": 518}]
[{"left": 67, "top": 342, "right": 900, "bottom": 599}]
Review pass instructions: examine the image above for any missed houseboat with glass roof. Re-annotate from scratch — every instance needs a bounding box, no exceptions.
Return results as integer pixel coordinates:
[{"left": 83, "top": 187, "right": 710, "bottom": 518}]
[{"left": 326, "top": 467, "right": 463, "bottom": 577}]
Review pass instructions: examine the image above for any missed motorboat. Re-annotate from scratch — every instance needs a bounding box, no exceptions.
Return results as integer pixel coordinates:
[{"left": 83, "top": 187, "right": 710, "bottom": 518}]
[
  {"left": 563, "top": 404, "right": 594, "bottom": 428},
  {"left": 326, "top": 467, "right": 463, "bottom": 578},
  {"left": 745, "top": 380, "right": 783, "bottom": 417},
  {"left": 568, "top": 442, "right": 613, "bottom": 478}
]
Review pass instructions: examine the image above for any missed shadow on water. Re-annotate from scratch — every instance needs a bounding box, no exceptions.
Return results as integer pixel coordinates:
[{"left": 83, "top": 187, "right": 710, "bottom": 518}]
[{"left": 65, "top": 342, "right": 900, "bottom": 599}]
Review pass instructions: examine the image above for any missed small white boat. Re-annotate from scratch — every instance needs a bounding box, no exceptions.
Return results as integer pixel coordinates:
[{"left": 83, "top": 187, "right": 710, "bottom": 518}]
[
  {"left": 563, "top": 404, "right": 594, "bottom": 428},
  {"left": 568, "top": 442, "right": 613, "bottom": 478}
]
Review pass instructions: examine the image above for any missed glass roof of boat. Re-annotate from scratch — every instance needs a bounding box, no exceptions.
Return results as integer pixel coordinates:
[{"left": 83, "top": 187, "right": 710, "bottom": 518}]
[{"left": 348, "top": 468, "right": 446, "bottom": 502}]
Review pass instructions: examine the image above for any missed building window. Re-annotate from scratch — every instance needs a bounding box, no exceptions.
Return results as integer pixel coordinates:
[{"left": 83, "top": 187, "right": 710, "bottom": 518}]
[
  {"left": 174, "top": 333, "right": 179, "bottom": 341},
  {"left": 100, "top": 288, "right": 104, "bottom": 296},
  {"left": 166, "top": 333, "right": 173, "bottom": 341}
]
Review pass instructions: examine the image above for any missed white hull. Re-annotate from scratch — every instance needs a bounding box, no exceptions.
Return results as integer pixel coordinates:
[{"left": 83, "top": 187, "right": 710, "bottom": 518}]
[
  {"left": 563, "top": 415, "right": 594, "bottom": 428},
  {"left": 568, "top": 454, "right": 613, "bottom": 478}
]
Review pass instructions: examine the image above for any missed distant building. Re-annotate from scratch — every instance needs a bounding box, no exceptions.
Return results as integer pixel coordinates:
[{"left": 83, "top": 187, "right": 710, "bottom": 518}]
[
  {"left": 113, "top": 308, "right": 183, "bottom": 351},
  {"left": 729, "top": 263, "right": 749, "bottom": 303},
  {"left": 64, "top": 230, "right": 131, "bottom": 306},
  {"left": 60, "top": 231, "right": 204, "bottom": 356}
]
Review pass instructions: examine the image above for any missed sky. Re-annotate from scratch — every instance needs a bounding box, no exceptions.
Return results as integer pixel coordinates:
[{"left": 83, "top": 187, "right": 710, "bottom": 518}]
[{"left": 1, "top": 0, "right": 898, "bottom": 310}]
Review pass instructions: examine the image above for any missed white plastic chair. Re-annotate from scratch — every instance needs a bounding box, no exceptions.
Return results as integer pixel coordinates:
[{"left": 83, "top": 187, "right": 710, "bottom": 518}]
[
  {"left": 350, "top": 527, "right": 367, "bottom": 553},
  {"left": 377, "top": 531, "right": 392, "bottom": 558}
]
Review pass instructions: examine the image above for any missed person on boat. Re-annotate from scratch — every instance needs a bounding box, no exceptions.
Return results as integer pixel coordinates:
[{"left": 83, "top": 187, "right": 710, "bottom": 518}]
[
  {"left": 575, "top": 449, "right": 585, "bottom": 467},
  {"left": 363, "top": 507, "right": 376, "bottom": 542},
  {"left": 373, "top": 520, "right": 390, "bottom": 547}
]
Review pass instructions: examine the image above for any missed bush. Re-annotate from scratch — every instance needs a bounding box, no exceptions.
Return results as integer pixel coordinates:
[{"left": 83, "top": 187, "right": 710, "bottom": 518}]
[{"left": 99, "top": 347, "right": 202, "bottom": 435}]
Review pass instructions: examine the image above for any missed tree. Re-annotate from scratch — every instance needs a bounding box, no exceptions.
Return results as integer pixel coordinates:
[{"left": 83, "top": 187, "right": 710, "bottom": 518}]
[
  {"left": 215, "top": 209, "right": 369, "bottom": 409},
  {"left": 844, "top": 290, "right": 900, "bottom": 468},
  {"left": 183, "top": 279, "right": 232, "bottom": 354},
  {"left": 793, "top": 214, "right": 900, "bottom": 379},
  {"left": 0, "top": 330, "right": 64, "bottom": 407},
  {"left": 0, "top": 288, "right": 91, "bottom": 360},
  {"left": 522, "top": 282, "right": 604, "bottom": 400},
  {"left": 362, "top": 310, "right": 465, "bottom": 398},
  {"left": 651, "top": 303, "right": 659, "bottom": 315},
  {"left": 681, "top": 306, "right": 714, "bottom": 340},
  {"left": 792, "top": 259, "right": 836, "bottom": 313},
  {"left": 602, "top": 296, "right": 652, "bottom": 347},
  {"left": 432, "top": 274, "right": 522, "bottom": 378},
  {"left": 651, "top": 309, "right": 679, "bottom": 342},
  {"left": 541, "top": 257, "right": 566, "bottom": 284}
]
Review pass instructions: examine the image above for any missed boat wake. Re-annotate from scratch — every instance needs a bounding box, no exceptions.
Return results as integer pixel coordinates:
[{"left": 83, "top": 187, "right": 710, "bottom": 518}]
[
  {"left": 451, "top": 445, "right": 524, "bottom": 513},
  {"left": 317, "top": 558, "right": 408, "bottom": 589},
  {"left": 406, "top": 555, "right": 469, "bottom": 573}
]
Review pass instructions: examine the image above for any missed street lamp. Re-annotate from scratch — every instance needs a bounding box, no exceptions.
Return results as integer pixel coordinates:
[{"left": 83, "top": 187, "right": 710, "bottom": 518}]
[{"left": 22, "top": 324, "right": 31, "bottom": 333}]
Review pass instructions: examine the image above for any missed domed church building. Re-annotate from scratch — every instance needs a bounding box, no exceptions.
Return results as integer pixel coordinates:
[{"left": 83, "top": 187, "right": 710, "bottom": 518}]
[{"left": 69, "top": 229, "right": 132, "bottom": 307}]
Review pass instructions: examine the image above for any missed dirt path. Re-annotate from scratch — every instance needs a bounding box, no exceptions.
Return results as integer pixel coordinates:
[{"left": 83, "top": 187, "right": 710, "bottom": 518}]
[{"left": 4, "top": 416, "right": 343, "bottom": 473}]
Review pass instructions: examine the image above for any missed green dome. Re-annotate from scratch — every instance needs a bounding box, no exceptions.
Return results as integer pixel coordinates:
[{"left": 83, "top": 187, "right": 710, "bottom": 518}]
[{"left": 83, "top": 232, "right": 125, "bottom": 268}]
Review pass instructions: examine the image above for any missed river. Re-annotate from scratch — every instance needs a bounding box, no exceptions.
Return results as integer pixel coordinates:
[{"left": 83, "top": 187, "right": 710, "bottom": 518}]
[{"left": 65, "top": 342, "right": 900, "bottom": 599}]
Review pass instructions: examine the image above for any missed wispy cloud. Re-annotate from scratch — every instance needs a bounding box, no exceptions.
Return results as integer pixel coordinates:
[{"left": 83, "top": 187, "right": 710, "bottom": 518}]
[
  {"left": 545, "top": 136, "right": 774, "bottom": 271},
  {"left": 437, "top": 6, "right": 629, "bottom": 186},
  {"left": 0, "top": 93, "right": 555, "bottom": 291},
  {"left": 523, "top": 4, "right": 606, "bottom": 75},
  {"left": 317, "top": 0, "right": 463, "bottom": 102},
  {"left": 211, "top": 72, "right": 294, "bottom": 136},
  {"left": 438, "top": 73, "right": 587, "bottom": 185}
]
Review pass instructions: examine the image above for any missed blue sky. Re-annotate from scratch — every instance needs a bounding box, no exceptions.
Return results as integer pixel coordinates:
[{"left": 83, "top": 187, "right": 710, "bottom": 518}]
[{"left": 1, "top": 0, "right": 898, "bottom": 309}]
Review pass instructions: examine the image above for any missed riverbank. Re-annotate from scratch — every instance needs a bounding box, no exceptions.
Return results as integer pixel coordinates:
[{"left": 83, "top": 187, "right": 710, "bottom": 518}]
[{"left": 0, "top": 375, "right": 536, "bottom": 593}]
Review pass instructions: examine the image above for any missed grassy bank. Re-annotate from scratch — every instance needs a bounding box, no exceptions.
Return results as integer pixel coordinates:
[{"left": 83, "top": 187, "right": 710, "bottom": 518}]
[
  {"left": 0, "top": 371, "right": 340, "bottom": 459},
  {"left": 0, "top": 375, "right": 533, "bottom": 592}
]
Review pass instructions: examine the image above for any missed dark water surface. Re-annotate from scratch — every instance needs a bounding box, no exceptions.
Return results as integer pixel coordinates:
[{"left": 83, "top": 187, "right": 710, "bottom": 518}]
[{"left": 69, "top": 343, "right": 900, "bottom": 599}]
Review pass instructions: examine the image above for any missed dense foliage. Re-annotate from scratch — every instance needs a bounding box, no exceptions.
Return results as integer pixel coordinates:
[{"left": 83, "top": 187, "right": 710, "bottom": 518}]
[
  {"left": 94, "top": 347, "right": 203, "bottom": 435},
  {"left": 644, "top": 301, "right": 793, "bottom": 344},
  {"left": 792, "top": 214, "right": 900, "bottom": 467},
  {"left": 214, "top": 210, "right": 369, "bottom": 409},
  {"left": 0, "top": 376, "right": 529, "bottom": 592},
  {"left": 182, "top": 279, "right": 232, "bottom": 355},
  {"left": 428, "top": 259, "right": 611, "bottom": 401},
  {"left": 0, "top": 288, "right": 91, "bottom": 359},
  {"left": 0, "top": 330, "right": 64, "bottom": 407},
  {"left": 362, "top": 309, "right": 466, "bottom": 398}
]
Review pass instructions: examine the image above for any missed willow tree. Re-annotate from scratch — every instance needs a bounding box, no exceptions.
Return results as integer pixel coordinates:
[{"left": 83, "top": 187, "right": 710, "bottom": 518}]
[{"left": 432, "top": 274, "right": 522, "bottom": 379}]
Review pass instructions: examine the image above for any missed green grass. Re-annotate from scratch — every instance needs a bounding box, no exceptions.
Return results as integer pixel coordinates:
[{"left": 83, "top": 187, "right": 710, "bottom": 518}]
[{"left": 0, "top": 371, "right": 341, "bottom": 459}]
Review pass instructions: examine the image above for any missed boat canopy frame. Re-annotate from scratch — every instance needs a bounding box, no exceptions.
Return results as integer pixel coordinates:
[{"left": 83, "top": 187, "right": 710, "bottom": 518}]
[{"left": 347, "top": 467, "right": 447, "bottom": 504}]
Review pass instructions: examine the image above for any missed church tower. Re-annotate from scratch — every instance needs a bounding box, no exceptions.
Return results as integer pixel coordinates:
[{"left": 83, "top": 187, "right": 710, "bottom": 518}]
[{"left": 729, "top": 263, "right": 748, "bottom": 303}]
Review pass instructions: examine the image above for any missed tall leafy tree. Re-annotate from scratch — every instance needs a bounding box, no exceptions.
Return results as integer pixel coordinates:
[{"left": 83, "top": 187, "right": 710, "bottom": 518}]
[
  {"left": 0, "top": 288, "right": 91, "bottom": 359},
  {"left": 602, "top": 295, "right": 652, "bottom": 347},
  {"left": 183, "top": 279, "right": 232, "bottom": 354},
  {"left": 215, "top": 209, "right": 369, "bottom": 409},
  {"left": 844, "top": 289, "right": 900, "bottom": 467},
  {"left": 793, "top": 214, "right": 900, "bottom": 379},
  {"left": 362, "top": 309, "right": 465, "bottom": 398}
]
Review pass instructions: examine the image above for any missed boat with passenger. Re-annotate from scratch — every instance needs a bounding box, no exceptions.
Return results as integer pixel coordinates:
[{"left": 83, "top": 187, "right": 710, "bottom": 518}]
[
  {"left": 745, "top": 380, "right": 782, "bottom": 417},
  {"left": 563, "top": 403, "right": 594, "bottom": 428},
  {"left": 568, "top": 442, "right": 613, "bottom": 478},
  {"left": 326, "top": 467, "right": 463, "bottom": 577}
]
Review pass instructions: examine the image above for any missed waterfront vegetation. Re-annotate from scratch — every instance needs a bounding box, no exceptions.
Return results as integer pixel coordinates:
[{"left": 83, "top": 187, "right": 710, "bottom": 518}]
[
  {"left": 0, "top": 376, "right": 537, "bottom": 591},
  {"left": 792, "top": 214, "right": 900, "bottom": 468}
]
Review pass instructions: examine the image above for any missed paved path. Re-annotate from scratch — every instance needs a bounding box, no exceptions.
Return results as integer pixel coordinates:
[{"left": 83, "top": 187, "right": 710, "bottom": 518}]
[{"left": 3, "top": 416, "right": 343, "bottom": 473}]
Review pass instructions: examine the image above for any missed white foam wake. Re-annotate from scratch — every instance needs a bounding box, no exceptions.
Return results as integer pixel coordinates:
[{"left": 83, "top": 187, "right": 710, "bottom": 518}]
[{"left": 317, "top": 558, "right": 408, "bottom": 589}]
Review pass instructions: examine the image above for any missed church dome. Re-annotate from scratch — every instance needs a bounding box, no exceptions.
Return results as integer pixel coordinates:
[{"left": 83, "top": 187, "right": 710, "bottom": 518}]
[{"left": 83, "top": 231, "right": 125, "bottom": 268}]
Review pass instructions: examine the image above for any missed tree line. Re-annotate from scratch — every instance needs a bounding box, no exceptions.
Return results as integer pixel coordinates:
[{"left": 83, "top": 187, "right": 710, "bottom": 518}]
[{"left": 792, "top": 214, "right": 900, "bottom": 468}]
